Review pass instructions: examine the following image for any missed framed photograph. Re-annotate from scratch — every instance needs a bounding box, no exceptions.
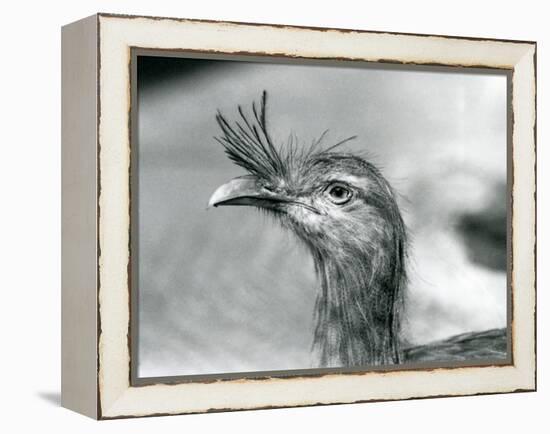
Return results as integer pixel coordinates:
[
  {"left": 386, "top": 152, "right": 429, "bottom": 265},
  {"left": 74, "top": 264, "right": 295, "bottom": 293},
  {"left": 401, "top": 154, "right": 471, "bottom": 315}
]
[{"left": 61, "top": 13, "right": 536, "bottom": 419}]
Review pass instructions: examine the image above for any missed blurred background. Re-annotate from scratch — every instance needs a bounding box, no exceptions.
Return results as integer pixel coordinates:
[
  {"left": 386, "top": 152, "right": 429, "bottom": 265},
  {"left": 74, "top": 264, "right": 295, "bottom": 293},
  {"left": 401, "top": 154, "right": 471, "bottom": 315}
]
[{"left": 136, "top": 55, "right": 508, "bottom": 378}]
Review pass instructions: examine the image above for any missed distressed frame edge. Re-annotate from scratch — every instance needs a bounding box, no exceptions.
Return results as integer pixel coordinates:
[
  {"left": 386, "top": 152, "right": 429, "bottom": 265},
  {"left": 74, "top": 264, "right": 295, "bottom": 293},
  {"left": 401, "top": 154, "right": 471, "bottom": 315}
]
[
  {"left": 61, "top": 13, "right": 100, "bottom": 420},
  {"left": 94, "top": 14, "right": 537, "bottom": 419},
  {"left": 95, "top": 11, "right": 537, "bottom": 46}
]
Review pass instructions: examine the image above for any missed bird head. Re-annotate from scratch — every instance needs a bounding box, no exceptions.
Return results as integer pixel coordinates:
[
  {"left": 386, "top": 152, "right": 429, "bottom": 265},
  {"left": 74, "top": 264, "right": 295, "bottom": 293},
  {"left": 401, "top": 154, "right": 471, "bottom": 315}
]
[
  {"left": 208, "top": 91, "right": 407, "bottom": 366},
  {"left": 208, "top": 92, "right": 403, "bottom": 259}
]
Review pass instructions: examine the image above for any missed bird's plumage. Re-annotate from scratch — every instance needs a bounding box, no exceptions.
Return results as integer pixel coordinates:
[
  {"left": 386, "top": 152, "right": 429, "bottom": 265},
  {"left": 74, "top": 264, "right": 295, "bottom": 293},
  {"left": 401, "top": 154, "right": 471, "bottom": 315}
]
[{"left": 404, "top": 328, "right": 507, "bottom": 363}]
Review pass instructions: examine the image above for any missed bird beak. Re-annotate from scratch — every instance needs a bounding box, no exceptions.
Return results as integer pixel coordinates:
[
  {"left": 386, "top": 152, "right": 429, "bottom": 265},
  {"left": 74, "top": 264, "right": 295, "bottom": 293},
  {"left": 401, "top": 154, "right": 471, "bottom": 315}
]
[
  {"left": 208, "top": 176, "right": 322, "bottom": 214},
  {"left": 208, "top": 176, "right": 286, "bottom": 210}
]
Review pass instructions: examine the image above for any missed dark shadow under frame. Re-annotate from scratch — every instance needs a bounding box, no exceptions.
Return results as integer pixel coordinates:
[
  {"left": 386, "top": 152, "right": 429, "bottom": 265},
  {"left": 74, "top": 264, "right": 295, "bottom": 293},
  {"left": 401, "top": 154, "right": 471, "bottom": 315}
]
[{"left": 128, "top": 47, "right": 514, "bottom": 387}]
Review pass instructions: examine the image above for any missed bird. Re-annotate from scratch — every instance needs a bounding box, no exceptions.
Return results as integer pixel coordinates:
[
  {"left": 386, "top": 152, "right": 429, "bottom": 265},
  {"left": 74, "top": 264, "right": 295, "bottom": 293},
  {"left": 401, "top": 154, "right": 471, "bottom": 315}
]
[{"left": 208, "top": 91, "right": 507, "bottom": 368}]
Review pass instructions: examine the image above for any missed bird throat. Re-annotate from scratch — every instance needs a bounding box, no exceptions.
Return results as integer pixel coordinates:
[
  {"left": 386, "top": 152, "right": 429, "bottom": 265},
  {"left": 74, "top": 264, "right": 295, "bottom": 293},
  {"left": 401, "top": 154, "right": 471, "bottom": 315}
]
[{"left": 310, "top": 239, "right": 404, "bottom": 368}]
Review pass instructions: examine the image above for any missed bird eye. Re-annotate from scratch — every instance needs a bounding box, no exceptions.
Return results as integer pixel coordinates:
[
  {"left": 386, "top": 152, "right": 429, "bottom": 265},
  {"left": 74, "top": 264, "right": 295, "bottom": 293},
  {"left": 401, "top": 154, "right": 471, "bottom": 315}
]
[{"left": 325, "top": 183, "right": 352, "bottom": 205}]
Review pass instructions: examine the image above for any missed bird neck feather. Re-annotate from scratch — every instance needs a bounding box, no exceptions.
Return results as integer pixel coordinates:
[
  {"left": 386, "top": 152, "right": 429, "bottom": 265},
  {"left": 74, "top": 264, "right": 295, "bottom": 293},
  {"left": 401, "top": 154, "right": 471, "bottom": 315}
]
[{"left": 311, "top": 225, "right": 406, "bottom": 367}]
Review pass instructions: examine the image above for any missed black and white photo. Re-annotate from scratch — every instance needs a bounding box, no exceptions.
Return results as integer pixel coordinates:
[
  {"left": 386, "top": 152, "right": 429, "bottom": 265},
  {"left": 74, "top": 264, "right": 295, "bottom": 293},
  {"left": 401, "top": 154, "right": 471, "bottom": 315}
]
[{"left": 134, "top": 54, "right": 509, "bottom": 379}]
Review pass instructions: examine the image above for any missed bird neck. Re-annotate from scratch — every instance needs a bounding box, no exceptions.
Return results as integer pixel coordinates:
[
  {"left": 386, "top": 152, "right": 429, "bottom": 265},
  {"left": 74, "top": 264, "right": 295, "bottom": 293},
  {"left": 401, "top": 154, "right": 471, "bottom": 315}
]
[{"left": 310, "top": 229, "right": 406, "bottom": 367}]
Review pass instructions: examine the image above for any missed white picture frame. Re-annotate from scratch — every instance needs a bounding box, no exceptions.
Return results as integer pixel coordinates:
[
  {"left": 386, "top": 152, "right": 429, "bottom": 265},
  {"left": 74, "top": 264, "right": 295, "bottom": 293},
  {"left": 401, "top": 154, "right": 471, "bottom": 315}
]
[{"left": 61, "top": 13, "right": 536, "bottom": 419}]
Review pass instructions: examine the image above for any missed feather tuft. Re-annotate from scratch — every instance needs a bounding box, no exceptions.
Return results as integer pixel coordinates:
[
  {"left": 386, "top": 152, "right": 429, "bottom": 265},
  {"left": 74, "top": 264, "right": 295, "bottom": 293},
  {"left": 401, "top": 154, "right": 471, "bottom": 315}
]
[{"left": 215, "top": 91, "right": 357, "bottom": 183}]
